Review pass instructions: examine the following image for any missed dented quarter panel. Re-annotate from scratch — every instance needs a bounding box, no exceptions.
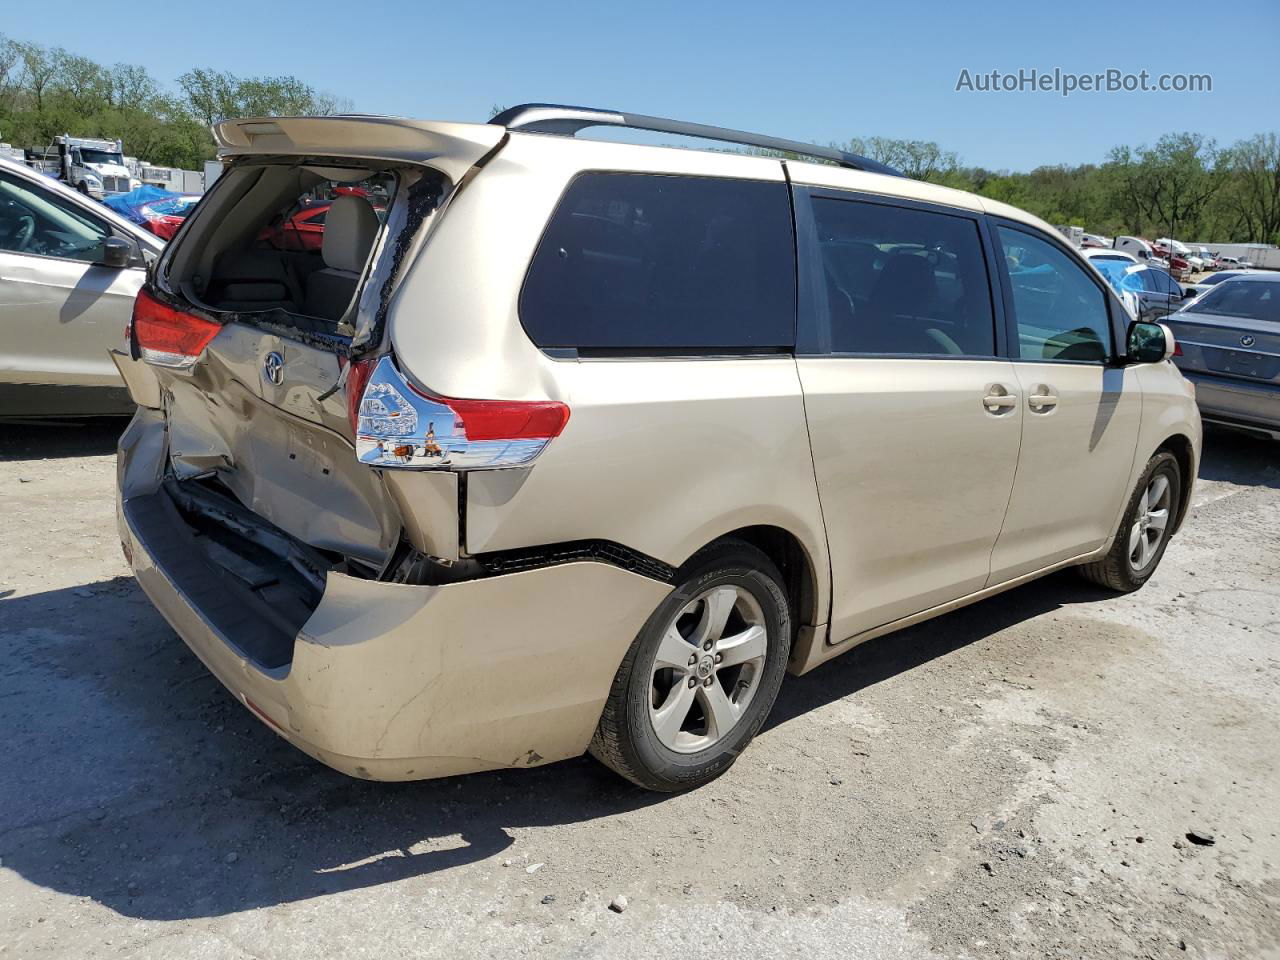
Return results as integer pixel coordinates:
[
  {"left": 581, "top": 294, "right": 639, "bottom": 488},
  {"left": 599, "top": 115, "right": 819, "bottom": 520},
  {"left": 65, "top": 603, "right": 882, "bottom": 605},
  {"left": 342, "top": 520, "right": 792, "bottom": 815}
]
[
  {"left": 386, "top": 134, "right": 831, "bottom": 620},
  {"left": 288, "top": 564, "right": 669, "bottom": 771},
  {"left": 158, "top": 323, "right": 399, "bottom": 564},
  {"left": 118, "top": 408, "right": 669, "bottom": 778},
  {"left": 382, "top": 470, "right": 461, "bottom": 561}
]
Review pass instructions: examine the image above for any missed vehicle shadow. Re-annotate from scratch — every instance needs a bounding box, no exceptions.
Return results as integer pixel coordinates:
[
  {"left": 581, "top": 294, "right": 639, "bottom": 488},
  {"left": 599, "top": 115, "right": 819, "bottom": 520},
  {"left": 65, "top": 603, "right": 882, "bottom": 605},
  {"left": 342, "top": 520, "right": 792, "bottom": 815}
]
[
  {"left": 0, "top": 417, "right": 125, "bottom": 461},
  {"left": 0, "top": 426, "right": 1266, "bottom": 922},
  {"left": 0, "top": 567, "right": 1109, "bottom": 922},
  {"left": 769, "top": 569, "right": 1109, "bottom": 730},
  {"left": 1197, "top": 424, "right": 1279, "bottom": 489},
  {"left": 0, "top": 578, "right": 661, "bottom": 922}
]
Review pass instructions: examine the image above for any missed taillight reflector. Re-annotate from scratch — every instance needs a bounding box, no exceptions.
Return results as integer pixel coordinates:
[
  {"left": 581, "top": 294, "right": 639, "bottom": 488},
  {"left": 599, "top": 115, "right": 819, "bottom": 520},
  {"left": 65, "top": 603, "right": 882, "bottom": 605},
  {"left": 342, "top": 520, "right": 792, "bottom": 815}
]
[
  {"left": 132, "top": 288, "right": 221, "bottom": 368},
  {"left": 351, "top": 355, "right": 569, "bottom": 471}
]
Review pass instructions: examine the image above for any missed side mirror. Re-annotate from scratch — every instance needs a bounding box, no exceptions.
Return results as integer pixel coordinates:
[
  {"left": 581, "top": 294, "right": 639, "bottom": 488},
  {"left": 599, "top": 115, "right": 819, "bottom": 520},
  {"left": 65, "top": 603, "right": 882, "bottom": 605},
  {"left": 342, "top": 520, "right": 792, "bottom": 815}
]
[
  {"left": 1127, "top": 321, "right": 1176, "bottom": 363},
  {"left": 97, "top": 236, "right": 132, "bottom": 269}
]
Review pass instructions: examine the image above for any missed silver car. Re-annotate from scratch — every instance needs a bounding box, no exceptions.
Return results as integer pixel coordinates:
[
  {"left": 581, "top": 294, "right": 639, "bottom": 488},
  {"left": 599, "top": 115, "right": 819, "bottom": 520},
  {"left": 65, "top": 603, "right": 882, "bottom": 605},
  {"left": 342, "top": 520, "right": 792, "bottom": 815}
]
[
  {"left": 0, "top": 157, "right": 163, "bottom": 418},
  {"left": 1168, "top": 273, "right": 1280, "bottom": 438}
]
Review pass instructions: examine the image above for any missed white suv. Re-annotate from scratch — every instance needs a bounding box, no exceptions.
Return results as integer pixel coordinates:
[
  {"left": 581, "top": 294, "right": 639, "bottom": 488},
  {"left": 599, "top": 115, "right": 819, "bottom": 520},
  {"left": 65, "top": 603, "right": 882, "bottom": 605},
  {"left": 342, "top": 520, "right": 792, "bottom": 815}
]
[{"left": 115, "top": 105, "right": 1201, "bottom": 791}]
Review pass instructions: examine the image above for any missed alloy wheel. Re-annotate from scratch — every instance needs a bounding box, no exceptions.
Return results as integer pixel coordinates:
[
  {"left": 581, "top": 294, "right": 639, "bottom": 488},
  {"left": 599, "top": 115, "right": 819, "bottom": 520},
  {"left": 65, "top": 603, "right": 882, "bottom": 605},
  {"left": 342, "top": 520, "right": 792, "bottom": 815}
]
[
  {"left": 1128, "top": 473, "right": 1172, "bottom": 572},
  {"left": 647, "top": 585, "right": 768, "bottom": 754}
]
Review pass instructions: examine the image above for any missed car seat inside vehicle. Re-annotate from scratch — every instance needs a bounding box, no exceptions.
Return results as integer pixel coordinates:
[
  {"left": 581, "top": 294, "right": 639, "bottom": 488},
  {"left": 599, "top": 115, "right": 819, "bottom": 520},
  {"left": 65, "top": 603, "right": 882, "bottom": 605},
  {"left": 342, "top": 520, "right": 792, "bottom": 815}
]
[
  {"left": 302, "top": 195, "right": 380, "bottom": 321},
  {"left": 175, "top": 162, "right": 394, "bottom": 328}
]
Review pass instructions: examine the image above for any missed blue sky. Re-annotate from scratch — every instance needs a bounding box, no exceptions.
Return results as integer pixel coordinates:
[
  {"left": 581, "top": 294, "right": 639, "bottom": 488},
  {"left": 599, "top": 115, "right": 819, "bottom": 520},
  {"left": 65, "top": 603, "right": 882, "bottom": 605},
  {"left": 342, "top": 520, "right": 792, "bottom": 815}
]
[{"left": 7, "top": 1, "right": 1275, "bottom": 170}]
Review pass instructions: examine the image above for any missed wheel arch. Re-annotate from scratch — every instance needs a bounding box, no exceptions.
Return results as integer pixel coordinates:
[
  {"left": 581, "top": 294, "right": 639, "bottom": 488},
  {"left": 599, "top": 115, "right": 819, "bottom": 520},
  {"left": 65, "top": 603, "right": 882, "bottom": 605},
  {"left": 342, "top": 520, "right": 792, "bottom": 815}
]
[
  {"left": 682, "top": 524, "right": 822, "bottom": 639},
  {"left": 1155, "top": 432, "right": 1196, "bottom": 534}
]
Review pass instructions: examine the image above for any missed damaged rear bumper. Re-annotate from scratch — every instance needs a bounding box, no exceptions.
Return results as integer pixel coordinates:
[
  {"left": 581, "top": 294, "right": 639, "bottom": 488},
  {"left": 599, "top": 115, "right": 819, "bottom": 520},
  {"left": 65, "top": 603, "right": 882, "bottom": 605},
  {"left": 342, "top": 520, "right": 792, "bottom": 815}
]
[{"left": 117, "top": 408, "right": 670, "bottom": 781}]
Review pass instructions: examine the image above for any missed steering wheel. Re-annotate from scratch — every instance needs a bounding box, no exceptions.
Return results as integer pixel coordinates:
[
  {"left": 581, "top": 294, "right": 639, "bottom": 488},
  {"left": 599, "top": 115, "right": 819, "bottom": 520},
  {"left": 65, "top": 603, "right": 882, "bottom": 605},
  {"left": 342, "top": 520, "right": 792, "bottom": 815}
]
[{"left": 9, "top": 214, "right": 35, "bottom": 253}]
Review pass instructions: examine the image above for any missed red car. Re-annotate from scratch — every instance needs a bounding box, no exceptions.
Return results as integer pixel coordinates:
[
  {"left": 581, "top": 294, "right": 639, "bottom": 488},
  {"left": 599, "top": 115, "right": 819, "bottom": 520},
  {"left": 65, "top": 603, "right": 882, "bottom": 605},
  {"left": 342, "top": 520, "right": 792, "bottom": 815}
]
[
  {"left": 260, "top": 201, "right": 331, "bottom": 252},
  {"left": 259, "top": 196, "right": 388, "bottom": 252},
  {"left": 138, "top": 194, "right": 202, "bottom": 241}
]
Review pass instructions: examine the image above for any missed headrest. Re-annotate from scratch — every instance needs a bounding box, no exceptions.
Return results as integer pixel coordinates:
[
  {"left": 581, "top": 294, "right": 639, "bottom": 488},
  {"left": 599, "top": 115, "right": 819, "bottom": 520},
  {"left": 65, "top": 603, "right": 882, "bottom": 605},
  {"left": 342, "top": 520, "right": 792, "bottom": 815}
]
[
  {"left": 321, "top": 195, "right": 379, "bottom": 274},
  {"left": 870, "top": 253, "right": 937, "bottom": 314}
]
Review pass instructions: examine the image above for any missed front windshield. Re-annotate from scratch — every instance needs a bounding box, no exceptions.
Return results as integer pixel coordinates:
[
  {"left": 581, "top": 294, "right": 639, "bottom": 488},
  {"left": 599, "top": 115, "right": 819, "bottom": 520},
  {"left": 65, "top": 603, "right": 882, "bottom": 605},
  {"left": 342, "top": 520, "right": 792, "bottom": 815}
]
[
  {"left": 79, "top": 148, "right": 124, "bottom": 166},
  {"left": 1201, "top": 272, "right": 1237, "bottom": 287},
  {"left": 1184, "top": 280, "right": 1279, "bottom": 323}
]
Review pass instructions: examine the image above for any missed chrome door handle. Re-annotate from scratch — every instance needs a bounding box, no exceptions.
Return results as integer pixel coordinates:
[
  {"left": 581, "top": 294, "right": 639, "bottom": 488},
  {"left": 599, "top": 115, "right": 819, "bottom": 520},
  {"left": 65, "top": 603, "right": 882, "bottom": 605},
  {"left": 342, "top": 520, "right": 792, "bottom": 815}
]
[
  {"left": 982, "top": 385, "right": 1018, "bottom": 414},
  {"left": 1027, "top": 386, "right": 1059, "bottom": 412}
]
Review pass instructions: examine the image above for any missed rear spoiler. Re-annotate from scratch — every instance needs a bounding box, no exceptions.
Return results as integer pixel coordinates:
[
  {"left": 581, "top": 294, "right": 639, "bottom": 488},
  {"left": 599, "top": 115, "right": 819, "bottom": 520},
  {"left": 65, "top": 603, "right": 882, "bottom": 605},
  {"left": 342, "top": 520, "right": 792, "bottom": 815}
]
[{"left": 212, "top": 115, "right": 505, "bottom": 182}]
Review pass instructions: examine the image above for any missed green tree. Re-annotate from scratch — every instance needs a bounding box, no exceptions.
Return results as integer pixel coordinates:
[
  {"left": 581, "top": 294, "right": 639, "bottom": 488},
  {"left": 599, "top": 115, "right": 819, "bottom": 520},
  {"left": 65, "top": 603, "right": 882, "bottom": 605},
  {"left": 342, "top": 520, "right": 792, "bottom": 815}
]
[
  {"left": 1216, "top": 133, "right": 1280, "bottom": 244},
  {"left": 177, "top": 68, "right": 348, "bottom": 125},
  {"left": 1107, "top": 133, "right": 1221, "bottom": 239},
  {"left": 842, "top": 136, "right": 958, "bottom": 181}
]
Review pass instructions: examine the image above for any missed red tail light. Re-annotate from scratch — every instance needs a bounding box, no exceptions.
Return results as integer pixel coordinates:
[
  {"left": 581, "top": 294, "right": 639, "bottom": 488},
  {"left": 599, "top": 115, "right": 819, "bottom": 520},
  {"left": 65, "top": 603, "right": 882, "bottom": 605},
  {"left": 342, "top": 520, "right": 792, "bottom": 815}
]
[
  {"left": 403, "top": 381, "right": 570, "bottom": 441},
  {"left": 345, "top": 356, "right": 377, "bottom": 436},
  {"left": 131, "top": 288, "right": 221, "bottom": 368},
  {"left": 1173, "top": 341, "right": 1183, "bottom": 357},
  {"left": 351, "top": 355, "right": 569, "bottom": 470}
]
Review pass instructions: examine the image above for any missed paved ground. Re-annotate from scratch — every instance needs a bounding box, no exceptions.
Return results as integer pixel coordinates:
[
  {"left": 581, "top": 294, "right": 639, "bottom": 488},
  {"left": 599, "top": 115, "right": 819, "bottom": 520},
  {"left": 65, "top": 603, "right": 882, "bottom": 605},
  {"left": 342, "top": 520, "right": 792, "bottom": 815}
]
[{"left": 2, "top": 420, "right": 1278, "bottom": 959}]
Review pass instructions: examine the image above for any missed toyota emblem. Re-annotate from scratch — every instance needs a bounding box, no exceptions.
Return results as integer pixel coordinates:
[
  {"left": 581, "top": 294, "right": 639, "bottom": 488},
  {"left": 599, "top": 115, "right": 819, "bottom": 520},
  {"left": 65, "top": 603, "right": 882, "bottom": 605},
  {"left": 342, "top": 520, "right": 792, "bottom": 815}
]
[
  {"left": 263, "top": 351, "right": 285, "bottom": 385},
  {"left": 1240, "top": 335, "right": 1255, "bottom": 348}
]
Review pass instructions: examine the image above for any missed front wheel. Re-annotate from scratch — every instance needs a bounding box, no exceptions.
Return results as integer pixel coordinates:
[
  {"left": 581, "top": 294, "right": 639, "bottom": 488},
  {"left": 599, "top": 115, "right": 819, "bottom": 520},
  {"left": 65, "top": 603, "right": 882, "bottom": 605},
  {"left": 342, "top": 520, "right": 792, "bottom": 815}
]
[
  {"left": 590, "top": 540, "right": 791, "bottom": 791},
  {"left": 1079, "top": 451, "right": 1182, "bottom": 592}
]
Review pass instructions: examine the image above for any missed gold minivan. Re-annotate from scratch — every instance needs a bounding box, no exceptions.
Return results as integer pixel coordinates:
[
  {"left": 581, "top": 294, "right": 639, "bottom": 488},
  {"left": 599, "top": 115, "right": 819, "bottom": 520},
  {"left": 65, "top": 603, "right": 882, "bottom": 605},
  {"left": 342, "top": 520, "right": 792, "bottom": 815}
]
[{"left": 115, "top": 105, "right": 1201, "bottom": 791}]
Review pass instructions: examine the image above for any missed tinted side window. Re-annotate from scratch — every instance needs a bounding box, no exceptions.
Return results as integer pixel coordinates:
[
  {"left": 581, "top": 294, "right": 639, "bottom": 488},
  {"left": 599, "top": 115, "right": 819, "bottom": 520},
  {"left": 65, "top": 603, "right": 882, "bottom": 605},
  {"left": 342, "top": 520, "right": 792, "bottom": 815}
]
[
  {"left": 520, "top": 173, "right": 795, "bottom": 351},
  {"left": 810, "top": 198, "right": 995, "bottom": 356},
  {"left": 998, "top": 226, "right": 1112, "bottom": 363},
  {"left": 0, "top": 171, "right": 111, "bottom": 263},
  {"left": 1151, "top": 270, "right": 1180, "bottom": 295},
  {"left": 1135, "top": 269, "right": 1164, "bottom": 293}
]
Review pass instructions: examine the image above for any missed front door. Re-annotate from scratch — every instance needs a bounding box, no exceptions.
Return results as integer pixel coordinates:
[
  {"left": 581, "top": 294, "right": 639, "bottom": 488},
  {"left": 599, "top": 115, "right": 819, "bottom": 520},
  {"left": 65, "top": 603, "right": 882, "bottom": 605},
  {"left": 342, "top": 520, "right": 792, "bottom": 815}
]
[
  {"left": 987, "top": 222, "right": 1142, "bottom": 583},
  {"left": 792, "top": 187, "right": 1022, "bottom": 641}
]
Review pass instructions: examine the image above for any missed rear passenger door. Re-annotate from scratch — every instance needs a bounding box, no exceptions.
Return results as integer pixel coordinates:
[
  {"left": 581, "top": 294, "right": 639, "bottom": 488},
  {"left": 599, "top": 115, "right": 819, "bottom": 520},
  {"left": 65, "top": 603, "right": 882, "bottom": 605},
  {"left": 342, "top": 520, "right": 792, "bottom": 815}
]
[
  {"left": 985, "top": 221, "right": 1142, "bottom": 583},
  {"left": 793, "top": 189, "right": 1022, "bottom": 641}
]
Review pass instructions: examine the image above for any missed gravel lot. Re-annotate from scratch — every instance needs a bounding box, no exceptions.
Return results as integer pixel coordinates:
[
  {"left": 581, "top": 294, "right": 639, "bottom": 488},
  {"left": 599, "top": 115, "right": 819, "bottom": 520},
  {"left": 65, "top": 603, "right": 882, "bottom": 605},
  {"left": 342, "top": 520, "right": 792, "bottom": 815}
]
[{"left": 2, "top": 419, "right": 1278, "bottom": 959}]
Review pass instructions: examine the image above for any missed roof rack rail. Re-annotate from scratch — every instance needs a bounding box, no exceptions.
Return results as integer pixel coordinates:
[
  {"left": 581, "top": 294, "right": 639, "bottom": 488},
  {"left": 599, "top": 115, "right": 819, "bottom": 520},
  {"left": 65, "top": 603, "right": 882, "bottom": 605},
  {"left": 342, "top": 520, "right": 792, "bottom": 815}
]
[{"left": 488, "top": 103, "right": 903, "bottom": 178}]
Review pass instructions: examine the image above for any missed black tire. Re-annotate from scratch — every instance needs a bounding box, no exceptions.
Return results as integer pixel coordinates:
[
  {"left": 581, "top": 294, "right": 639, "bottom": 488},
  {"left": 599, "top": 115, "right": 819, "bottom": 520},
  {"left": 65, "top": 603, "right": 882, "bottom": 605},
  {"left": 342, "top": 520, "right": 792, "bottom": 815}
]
[
  {"left": 1078, "top": 451, "right": 1182, "bottom": 592},
  {"left": 76, "top": 181, "right": 90, "bottom": 195},
  {"left": 589, "top": 539, "right": 791, "bottom": 792}
]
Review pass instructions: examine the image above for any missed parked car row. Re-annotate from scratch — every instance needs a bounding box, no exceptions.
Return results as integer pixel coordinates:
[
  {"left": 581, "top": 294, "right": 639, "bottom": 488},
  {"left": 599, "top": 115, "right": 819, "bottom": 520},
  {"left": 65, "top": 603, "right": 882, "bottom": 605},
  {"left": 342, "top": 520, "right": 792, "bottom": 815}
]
[
  {"left": 1063, "top": 226, "right": 1250, "bottom": 281},
  {"left": 1086, "top": 256, "right": 1190, "bottom": 324}
]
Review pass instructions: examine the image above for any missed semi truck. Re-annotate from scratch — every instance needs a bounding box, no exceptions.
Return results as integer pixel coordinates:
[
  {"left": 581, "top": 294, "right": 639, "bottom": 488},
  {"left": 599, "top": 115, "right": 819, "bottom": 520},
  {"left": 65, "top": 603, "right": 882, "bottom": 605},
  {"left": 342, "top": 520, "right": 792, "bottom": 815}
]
[
  {"left": 1193, "top": 242, "right": 1280, "bottom": 271},
  {"left": 25, "top": 134, "right": 139, "bottom": 199}
]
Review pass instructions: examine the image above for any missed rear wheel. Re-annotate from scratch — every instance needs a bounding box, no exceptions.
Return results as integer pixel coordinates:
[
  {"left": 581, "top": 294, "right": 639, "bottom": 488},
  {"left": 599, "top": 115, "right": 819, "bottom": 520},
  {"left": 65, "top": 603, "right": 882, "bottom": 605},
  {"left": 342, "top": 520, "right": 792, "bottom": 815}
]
[
  {"left": 590, "top": 540, "right": 791, "bottom": 791},
  {"left": 1079, "top": 451, "right": 1182, "bottom": 592}
]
